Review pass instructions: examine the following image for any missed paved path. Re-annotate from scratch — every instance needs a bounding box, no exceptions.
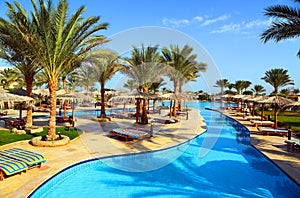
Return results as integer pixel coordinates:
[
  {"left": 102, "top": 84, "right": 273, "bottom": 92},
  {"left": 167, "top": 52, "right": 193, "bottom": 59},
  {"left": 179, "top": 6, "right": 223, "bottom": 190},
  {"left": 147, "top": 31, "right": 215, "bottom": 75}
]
[{"left": 0, "top": 108, "right": 205, "bottom": 197}]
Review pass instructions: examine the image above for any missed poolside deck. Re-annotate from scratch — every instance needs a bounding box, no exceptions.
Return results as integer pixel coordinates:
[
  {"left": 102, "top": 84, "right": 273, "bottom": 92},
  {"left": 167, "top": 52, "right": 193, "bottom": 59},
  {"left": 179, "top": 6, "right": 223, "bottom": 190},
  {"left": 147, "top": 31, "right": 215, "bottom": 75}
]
[{"left": 0, "top": 108, "right": 206, "bottom": 197}]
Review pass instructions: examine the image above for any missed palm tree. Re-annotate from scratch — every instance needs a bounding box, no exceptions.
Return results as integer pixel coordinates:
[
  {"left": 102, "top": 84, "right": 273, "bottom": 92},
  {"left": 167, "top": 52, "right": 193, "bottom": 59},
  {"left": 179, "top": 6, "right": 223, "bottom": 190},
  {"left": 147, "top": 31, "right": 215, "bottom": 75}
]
[
  {"left": 84, "top": 49, "right": 122, "bottom": 118},
  {"left": 123, "top": 45, "right": 163, "bottom": 124},
  {"left": 261, "top": 0, "right": 300, "bottom": 57},
  {"left": 123, "top": 79, "right": 138, "bottom": 91},
  {"left": 74, "top": 64, "right": 96, "bottom": 91},
  {"left": 0, "top": 68, "right": 19, "bottom": 89},
  {"left": 233, "top": 80, "right": 245, "bottom": 95},
  {"left": 251, "top": 85, "right": 266, "bottom": 96},
  {"left": 161, "top": 45, "right": 206, "bottom": 114},
  {"left": 261, "top": 68, "right": 294, "bottom": 128},
  {"left": 13, "top": 0, "right": 109, "bottom": 139},
  {"left": 241, "top": 80, "right": 252, "bottom": 94},
  {"left": 214, "top": 79, "right": 229, "bottom": 95}
]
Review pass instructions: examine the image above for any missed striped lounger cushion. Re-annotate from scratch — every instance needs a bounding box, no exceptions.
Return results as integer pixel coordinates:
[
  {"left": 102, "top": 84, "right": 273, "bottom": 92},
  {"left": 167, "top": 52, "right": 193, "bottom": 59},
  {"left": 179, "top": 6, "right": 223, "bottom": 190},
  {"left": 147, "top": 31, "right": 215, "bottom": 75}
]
[
  {"left": 0, "top": 148, "right": 46, "bottom": 167},
  {"left": 0, "top": 155, "right": 27, "bottom": 180}
]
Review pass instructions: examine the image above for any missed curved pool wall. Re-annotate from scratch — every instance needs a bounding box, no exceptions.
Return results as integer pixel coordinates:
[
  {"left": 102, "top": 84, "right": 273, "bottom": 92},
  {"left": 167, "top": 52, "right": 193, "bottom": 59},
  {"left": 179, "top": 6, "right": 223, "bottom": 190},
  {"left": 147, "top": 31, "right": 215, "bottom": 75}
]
[{"left": 29, "top": 102, "right": 300, "bottom": 198}]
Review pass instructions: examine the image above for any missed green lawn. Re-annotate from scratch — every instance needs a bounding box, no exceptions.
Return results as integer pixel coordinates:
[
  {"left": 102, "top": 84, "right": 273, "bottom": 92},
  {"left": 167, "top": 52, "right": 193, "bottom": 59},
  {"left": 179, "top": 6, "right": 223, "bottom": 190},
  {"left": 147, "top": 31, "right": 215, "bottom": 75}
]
[{"left": 0, "top": 127, "right": 82, "bottom": 146}]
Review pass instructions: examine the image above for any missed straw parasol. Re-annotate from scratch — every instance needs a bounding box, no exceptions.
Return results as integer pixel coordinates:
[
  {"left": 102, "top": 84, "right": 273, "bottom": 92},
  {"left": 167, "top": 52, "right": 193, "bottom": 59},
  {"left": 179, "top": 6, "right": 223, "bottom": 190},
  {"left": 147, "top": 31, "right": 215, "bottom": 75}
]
[
  {"left": 281, "top": 101, "right": 300, "bottom": 111},
  {"left": 257, "top": 96, "right": 293, "bottom": 128},
  {"left": 0, "top": 91, "right": 34, "bottom": 119}
]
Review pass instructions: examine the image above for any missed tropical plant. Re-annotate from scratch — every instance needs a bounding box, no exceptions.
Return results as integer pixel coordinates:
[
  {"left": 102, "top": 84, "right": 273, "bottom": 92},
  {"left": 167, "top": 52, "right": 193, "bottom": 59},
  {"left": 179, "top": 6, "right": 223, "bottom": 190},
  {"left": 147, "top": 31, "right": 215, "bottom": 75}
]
[
  {"left": 251, "top": 84, "right": 266, "bottom": 96},
  {"left": 9, "top": 0, "right": 109, "bottom": 139},
  {"left": 214, "top": 79, "right": 229, "bottom": 95},
  {"left": 161, "top": 44, "right": 206, "bottom": 113},
  {"left": 123, "top": 79, "right": 138, "bottom": 91},
  {"left": 84, "top": 49, "right": 122, "bottom": 118},
  {"left": 261, "top": 68, "right": 294, "bottom": 128},
  {"left": 261, "top": 0, "right": 300, "bottom": 57},
  {"left": 233, "top": 80, "right": 244, "bottom": 94},
  {"left": 0, "top": 68, "right": 19, "bottom": 89},
  {"left": 123, "top": 45, "right": 163, "bottom": 124}
]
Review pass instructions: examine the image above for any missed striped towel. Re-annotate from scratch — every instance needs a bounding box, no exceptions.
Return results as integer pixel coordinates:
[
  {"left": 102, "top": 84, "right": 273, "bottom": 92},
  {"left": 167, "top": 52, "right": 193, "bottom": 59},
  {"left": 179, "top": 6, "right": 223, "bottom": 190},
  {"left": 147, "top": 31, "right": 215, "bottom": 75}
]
[
  {"left": 0, "top": 148, "right": 46, "bottom": 167},
  {"left": 0, "top": 155, "right": 27, "bottom": 176}
]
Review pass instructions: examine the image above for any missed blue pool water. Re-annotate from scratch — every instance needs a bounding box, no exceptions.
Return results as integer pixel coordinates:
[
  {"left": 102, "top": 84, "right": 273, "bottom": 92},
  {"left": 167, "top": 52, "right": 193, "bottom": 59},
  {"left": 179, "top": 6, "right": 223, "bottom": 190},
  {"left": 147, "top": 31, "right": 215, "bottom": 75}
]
[{"left": 30, "top": 102, "right": 300, "bottom": 197}]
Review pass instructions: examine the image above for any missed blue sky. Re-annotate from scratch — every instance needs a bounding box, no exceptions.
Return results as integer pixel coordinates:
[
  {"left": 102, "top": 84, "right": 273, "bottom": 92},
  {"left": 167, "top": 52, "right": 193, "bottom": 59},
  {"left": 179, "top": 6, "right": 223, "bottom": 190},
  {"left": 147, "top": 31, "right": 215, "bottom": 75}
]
[{"left": 0, "top": 0, "right": 299, "bottom": 94}]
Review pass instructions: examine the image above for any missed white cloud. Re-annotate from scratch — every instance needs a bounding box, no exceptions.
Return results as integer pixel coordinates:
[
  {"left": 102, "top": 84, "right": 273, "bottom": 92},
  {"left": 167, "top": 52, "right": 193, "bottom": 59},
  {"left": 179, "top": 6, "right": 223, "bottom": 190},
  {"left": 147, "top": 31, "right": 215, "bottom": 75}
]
[
  {"left": 162, "top": 18, "right": 191, "bottom": 28},
  {"left": 201, "top": 14, "right": 230, "bottom": 26},
  {"left": 162, "top": 14, "right": 229, "bottom": 28},
  {"left": 211, "top": 19, "right": 272, "bottom": 34}
]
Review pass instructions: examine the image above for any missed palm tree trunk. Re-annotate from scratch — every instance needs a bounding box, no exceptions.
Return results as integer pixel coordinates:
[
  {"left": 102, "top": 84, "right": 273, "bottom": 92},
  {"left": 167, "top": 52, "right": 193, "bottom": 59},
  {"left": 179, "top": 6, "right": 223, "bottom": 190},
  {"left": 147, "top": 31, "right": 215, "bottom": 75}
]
[
  {"left": 141, "top": 88, "right": 148, "bottom": 125},
  {"left": 173, "top": 80, "right": 178, "bottom": 116},
  {"left": 48, "top": 78, "right": 58, "bottom": 140},
  {"left": 274, "top": 103, "right": 278, "bottom": 129},
  {"left": 178, "top": 85, "right": 183, "bottom": 111},
  {"left": 100, "top": 82, "right": 106, "bottom": 118},
  {"left": 25, "top": 76, "right": 33, "bottom": 128}
]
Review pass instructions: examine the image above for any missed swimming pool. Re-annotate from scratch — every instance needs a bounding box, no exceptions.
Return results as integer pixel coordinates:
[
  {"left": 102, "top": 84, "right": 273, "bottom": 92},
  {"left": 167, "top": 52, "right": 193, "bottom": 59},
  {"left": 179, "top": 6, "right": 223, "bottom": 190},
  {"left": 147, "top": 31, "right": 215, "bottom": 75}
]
[{"left": 29, "top": 102, "right": 300, "bottom": 197}]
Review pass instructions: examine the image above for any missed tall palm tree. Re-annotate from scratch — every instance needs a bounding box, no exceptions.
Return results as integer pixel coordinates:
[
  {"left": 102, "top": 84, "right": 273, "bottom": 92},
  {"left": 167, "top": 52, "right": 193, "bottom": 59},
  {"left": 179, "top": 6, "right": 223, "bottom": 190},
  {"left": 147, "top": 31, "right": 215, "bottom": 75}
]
[
  {"left": 15, "top": 0, "right": 108, "bottom": 139},
  {"left": 123, "top": 79, "right": 138, "bottom": 91},
  {"left": 161, "top": 45, "right": 206, "bottom": 114},
  {"left": 74, "top": 64, "right": 96, "bottom": 91},
  {"left": 84, "top": 49, "right": 122, "bottom": 118},
  {"left": 233, "top": 80, "right": 245, "bottom": 95},
  {"left": 251, "top": 85, "right": 266, "bottom": 96},
  {"left": 214, "top": 79, "right": 229, "bottom": 95},
  {"left": 261, "top": 0, "right": 300, "bottom": 57},
  {"left": 261, "top": 68, "right": 294, "bottom": 128},
  {"left": 241, "top": 80, "right": 252, "bottom": 94},
  {"left": 0, "top": 9, "right": 40, "bottom": 127},
  {"left": 123, "top": 45, "right": 163, "bottom": 124}
]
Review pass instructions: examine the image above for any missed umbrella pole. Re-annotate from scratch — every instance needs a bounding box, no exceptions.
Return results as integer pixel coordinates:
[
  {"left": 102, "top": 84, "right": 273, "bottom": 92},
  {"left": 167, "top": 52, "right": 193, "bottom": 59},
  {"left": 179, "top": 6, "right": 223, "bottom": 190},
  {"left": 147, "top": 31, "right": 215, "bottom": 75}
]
[{"left": 135, "top": 99, "right": 139, "bottom": 130}]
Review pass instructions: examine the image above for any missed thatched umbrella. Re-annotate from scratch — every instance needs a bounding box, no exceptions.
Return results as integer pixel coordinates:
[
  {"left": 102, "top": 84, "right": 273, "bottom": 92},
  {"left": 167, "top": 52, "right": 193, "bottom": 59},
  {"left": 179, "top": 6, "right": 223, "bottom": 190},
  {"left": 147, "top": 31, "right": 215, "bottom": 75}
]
[
  {"left": 257, "top": 96, "right": 293, "bottom": 128},
  {"left": 281, "top": 101, "right": 300, "bottom": 111},
  {"left": 0, "top": 91, "right": 34, "bottom": 119},
  {"left": 109, "top": 90, "right": 156, "bottom": 128},
  {"left": 57, "top": 92, "right": 96, "bottom": 126}
]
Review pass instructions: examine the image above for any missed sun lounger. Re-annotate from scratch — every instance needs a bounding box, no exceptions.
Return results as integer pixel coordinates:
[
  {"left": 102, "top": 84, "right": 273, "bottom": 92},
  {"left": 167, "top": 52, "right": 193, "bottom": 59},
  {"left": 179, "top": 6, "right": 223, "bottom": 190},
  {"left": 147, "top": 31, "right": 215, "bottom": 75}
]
[
  {"left": 153, "top": 118, "right": 179, "bottom": 124},
  {"left": 257, "top": 127, "right": 289, "bottom": 136},
  {"left": 109, "top": 128, "right": 149, "bottom": 141},
  {"left": 0, "top": 148, "right": 46, "bottom": 168},
  {"left": 285, "top": 139, "right": 300, "bottom": 152},
  {"left": 250, "top": 120, "right": 274, "bottom": 128},
  {"left": 0, "top": 155, "right": 28, "bottom": 181}
]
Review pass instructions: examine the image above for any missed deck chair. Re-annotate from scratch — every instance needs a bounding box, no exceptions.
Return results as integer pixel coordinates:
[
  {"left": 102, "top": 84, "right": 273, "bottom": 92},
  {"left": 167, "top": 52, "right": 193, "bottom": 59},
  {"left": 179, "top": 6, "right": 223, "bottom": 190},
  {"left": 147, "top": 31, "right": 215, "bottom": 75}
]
[
  {"left": 0, "top": 148, "right": 46, "bottom": 168},
  {"left": 109, "top": 128, "right": 149, "bottom": 141},
  {"left": 257, "top": 127, "right": 289, "bottom": 137},
  {"left": 0, "top": 155, "right": 28, "bottom": 181}
]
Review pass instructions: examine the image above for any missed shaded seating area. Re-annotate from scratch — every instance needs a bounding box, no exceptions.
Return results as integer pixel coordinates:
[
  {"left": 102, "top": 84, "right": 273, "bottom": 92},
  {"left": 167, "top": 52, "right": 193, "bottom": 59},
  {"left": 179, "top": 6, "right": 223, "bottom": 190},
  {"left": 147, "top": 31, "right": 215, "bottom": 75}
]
[
  {"left": 109, "top": 128, "right": 149, "bottom": 141},
  {"left": 257, "top": 127, "right": 289, "bottom": 137},
  {"left": 250, "top": 120, "right": 274, "bottom": 128},
  {"left": 0, "top": 148, "right": 46, "bottom": 180},
  {"left": 4, "top": 118, "right": 25, "bottom": 129},
  {"left": 285, "top": 139, "right": 300, "bottom": 152}
]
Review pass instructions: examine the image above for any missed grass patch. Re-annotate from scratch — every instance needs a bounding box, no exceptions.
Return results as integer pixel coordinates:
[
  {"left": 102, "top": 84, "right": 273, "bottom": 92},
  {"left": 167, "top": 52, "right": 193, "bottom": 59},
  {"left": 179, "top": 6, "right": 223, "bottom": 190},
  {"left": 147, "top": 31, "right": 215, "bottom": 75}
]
[{"left": 0, "top": 127, "right": 82, "bottom": 146}]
